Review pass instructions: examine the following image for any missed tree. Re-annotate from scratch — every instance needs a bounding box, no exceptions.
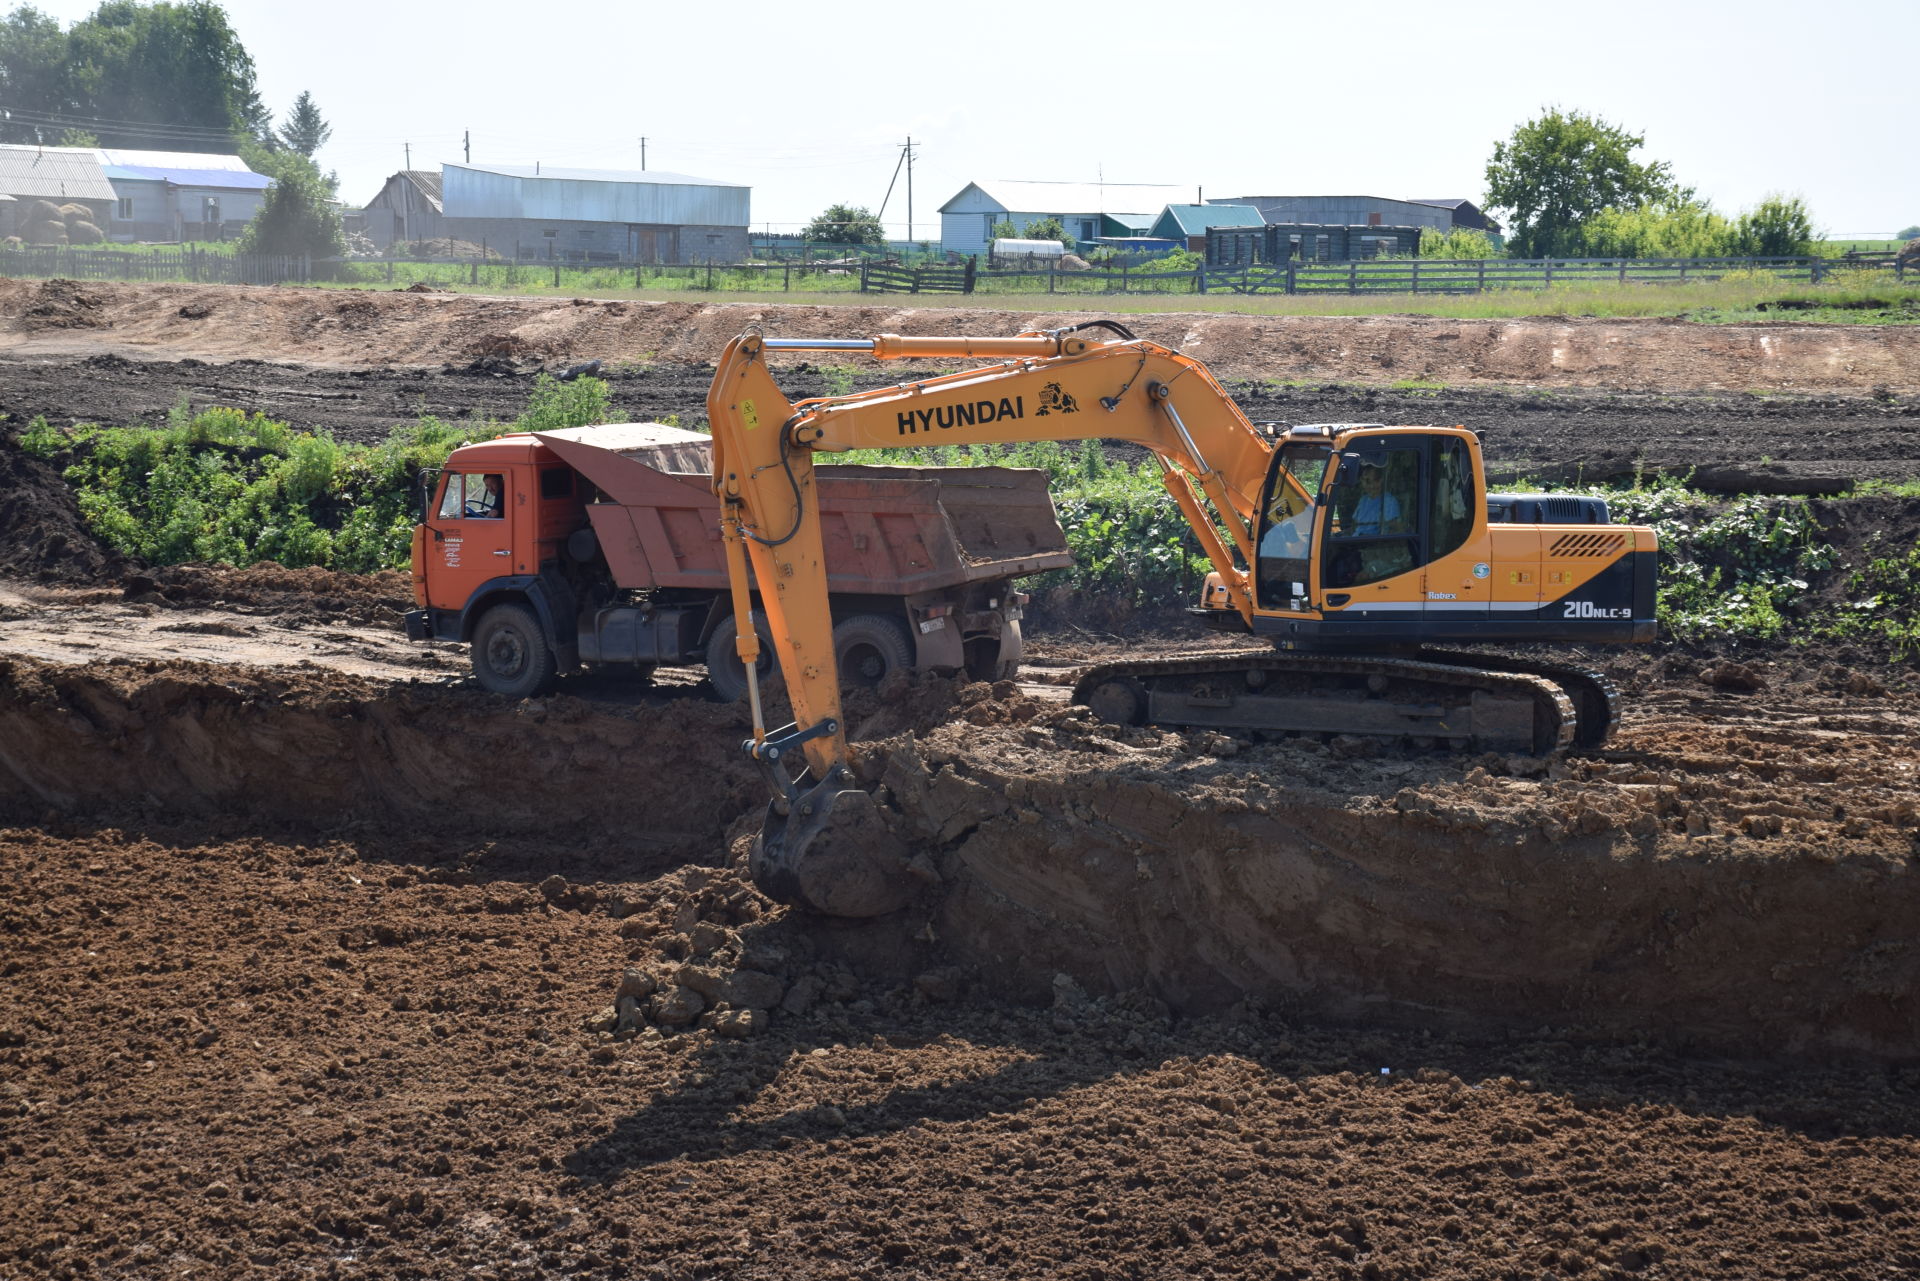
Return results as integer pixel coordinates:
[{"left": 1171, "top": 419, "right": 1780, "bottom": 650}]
[
  {"left": 1018, "top": 216, "right": 1076, "bottom": 250},
  {"left": 0, "top": 1, "right": 265, "bottom": 151},
  {"left": 989, "top": 218, "right": 1018, "bottom": 240},
  {"left": 1485, "top": 109, "right": 1682, "bottom": 258},
  {"left": 1729, "top": 195, "right": 1815, "bottom": 258},
  {"left": 236, "top": 152, "right": 342, "bottom": 258},
  {"left": 1419, "top": 227, "right": 1498, "bottom": 259},
  {"left": 277, "top": 90, "right": 329, "bottom": 158},
  {"left": 1896, "top": 225, "right": 1920, "bottom": 241},
  {"left": 801, "top": 203, "right": 885, "bottom": 246}
]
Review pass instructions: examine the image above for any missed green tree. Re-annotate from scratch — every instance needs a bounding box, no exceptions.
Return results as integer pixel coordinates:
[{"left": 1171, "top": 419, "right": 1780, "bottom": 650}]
[
  {"left": 276, "top": 90, "right": 329, "bottom": 158},
  {"left": 1485, "top": 109, "right": 1682, "bottom": 258},
  {"left": 236, "top": 152, "right": 342, "bottom": 258},
  {"left": 1419, "top": 227, "right": 1499, "bottom": 259},
  {"left": 0, "top": 6, "right": 69, "bottom": 143},
  {"left": 989, "top": 217, "right": 1019, "bottom": 240},
  {"left": 801, "top": 203, "right": 885, "bottom": 246},
  {"left": 0, "top": 2, "right": 265, "bottom": 151},
  {"left": 1582, "top": 201, "right": 1734, "bottom": 259},
  {"left": 1728, "top": 194, "right": 1815, "bottom": 258},
  {"left": 1018, "top": 216, "right": 1076, "bottom": 250},
  {"left": 1899, "top": 224, "right": 1920, "bottom": 241}
]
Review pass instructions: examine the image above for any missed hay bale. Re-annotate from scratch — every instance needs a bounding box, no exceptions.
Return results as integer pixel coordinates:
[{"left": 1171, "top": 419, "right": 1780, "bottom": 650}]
[
  {"left": 57, "top": 202, "right": 91, "bottom": 223},
  {"left": 24, "top": 220, "right": 68, "bottom": 246},
  {"left": 67, "top": 220, "right": 103, "bottom": 245},
  {"left": 23, "top": 199, "right": 60, "bottom": 225}
]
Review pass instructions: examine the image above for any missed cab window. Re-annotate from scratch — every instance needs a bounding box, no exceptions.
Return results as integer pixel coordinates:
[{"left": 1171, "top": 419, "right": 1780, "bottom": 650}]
[
  {"left": 1325, "top": 446, "right": 1420, "bottom": 588},
  {"left": 437, "top": 472, "right": 505, "bottom": 520},
  {"left": 1255, "top": 443, "right": 1329, "bottom": 606},
  {"left": 1430, "top": 436, "right": 1476, "bottom": 559}
]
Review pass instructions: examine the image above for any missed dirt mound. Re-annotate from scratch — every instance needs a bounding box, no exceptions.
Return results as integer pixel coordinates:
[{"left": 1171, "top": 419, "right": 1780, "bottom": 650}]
[
  {"left": 0, "top": 424, "right": 128, "bottom": 583},
  {"left": 18, "top": 278, "right": 108, "bottom": 330},
  {"left": 2, "top": 279, "right": 1917, "bottom": 392}
]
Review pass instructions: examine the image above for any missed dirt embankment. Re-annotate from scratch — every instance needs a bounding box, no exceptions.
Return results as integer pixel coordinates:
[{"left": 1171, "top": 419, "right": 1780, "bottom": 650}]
[
  {"left": 3, "top": 654, "right": 1914, "bottom": 1063},
  {"left": 3, "top": 277, "right": 1919, "bottom": 392}
]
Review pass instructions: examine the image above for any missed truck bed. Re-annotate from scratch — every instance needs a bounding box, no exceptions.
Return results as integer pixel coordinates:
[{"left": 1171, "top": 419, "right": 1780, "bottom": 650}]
[{"left": 533, "top": 424, "right": 1070, "bottom": 596}]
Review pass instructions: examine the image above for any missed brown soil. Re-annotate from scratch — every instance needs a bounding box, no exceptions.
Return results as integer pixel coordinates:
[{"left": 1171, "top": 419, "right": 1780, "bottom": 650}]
[
  {"left": 2, "top": 277, "right": 1917, "bottom": 394},
  {"left": 2, "top": 283, "right": 1918, "bottom": 1279}
]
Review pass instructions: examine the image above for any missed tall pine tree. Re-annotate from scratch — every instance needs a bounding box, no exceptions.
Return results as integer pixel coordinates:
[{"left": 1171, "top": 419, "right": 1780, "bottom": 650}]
[{"left": 276, "top": 90, "right": 329, "bottom": 158}]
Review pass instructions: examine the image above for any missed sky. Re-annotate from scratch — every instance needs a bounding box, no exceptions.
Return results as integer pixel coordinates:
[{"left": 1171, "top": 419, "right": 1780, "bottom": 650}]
[{"left": 23, "top": 0, "right": 1918, "bottom": 240}]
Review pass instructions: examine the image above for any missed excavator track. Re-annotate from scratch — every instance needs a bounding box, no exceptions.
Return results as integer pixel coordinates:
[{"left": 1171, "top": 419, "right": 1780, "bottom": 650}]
[
  {"left": 1071, "top": 650, "right": 1577, "bottom": 756},
  {"left": 1416, "top": 649, "right": 1622, "bottom": 750}
]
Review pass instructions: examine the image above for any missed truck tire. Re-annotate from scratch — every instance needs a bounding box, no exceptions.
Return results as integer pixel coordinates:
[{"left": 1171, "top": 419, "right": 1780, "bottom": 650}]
[
  {"left": 472, "top": 602, "right": 559, "bottom": 698},
  {"left": 965, "top": 620, "right": 1023, "bottom": 682},
  {"left": 705, "top": 611, "right": 782, "bottom": 703},
  {"left": 833, "top": 614, "right": 914, "bottom": 689}
]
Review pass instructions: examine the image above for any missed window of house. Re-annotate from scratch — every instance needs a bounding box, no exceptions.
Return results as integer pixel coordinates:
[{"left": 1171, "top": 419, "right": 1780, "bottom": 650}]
[
  {"left": 117, "top": 197, "right": 133, "bottom": 221},
  {"left": 202, "top": 197, "right": 220, "bottom": 224},
  {"left": 542, "top": 229, "right": 558, "bottom": 238}
]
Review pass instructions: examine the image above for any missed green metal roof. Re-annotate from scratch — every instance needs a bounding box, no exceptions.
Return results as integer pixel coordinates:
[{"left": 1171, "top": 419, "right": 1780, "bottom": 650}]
[{"left": 1150, "top": 203, "right": 1267, "bottom": 238}]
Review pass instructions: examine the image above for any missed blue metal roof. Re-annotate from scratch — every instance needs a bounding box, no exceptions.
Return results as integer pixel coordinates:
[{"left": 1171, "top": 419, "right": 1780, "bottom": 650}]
[{"left": 104, "top": 164, "right": 271, "bottom": 189}]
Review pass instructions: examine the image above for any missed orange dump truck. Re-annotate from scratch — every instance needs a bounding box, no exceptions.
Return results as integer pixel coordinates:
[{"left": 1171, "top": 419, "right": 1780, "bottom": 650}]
[{"left": 405, "top": 423, "right": 1070, "bottom": 698}]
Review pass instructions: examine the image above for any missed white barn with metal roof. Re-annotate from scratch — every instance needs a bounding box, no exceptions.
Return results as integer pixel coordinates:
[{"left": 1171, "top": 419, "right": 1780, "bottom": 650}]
[
  {"left": 440, "top": 162, "right": 750, "bottom": 263},
  {"left": 938, "top": 179, "right": 1193, "bottom": 256}
]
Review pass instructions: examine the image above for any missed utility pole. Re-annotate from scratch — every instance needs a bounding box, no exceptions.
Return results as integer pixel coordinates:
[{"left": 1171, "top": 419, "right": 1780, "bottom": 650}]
[
  {"left": 464, "top": 130, "right": 470, "bottom": 164},
  {"left": 640, "top": 137, "right": 647, "bottom": 171},
  {"left": 404, "top": 141, "right": 411, "bottom": 171},
  {"left": 905, "top": 136, "right": 914, "bottom": 246}
]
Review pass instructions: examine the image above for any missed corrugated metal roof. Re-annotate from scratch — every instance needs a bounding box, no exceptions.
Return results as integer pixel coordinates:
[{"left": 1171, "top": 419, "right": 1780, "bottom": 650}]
[
  {"left": 1155, "top": 203, "right": 1267, "bottom": 236},
  {"left": 103, "top": 164, "right": 270, "bottom": 190},
  {"left": 941, "top": 179, "right": 1191, "bottom": 216},
  {"left": 455, "top": 162, "right": 742, "bottom": 189},
  {"left": 403, "top": 169, "right": 442, "bottom": 209},
  {"left": 96, "top": 148, "right": 256, "bottom": 172},
  {"left": 0, "top": 144, "right": 116, "bottom": 201}
]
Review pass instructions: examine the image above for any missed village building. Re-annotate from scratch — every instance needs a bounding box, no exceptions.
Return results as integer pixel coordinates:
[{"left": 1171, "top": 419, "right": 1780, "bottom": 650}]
[
  {"left": 938, "top": 180, "right": 1193, "bottom": 257},
  {"left": 433, "top": 162, "right": 750, "bottom": 263}
]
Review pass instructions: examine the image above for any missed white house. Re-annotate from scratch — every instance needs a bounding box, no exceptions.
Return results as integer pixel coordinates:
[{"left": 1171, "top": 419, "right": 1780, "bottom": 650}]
[
  {"left": 98, "top": 149, "right": 270, "bottom": 242},
  {"left": 938, "top": 180, "right": 1193, "bottom": 257}
]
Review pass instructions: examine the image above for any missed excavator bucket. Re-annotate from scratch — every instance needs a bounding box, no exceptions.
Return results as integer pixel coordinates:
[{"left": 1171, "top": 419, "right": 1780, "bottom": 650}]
[{"left": 749, "top": 778, "right": 921, "bottom": 918}]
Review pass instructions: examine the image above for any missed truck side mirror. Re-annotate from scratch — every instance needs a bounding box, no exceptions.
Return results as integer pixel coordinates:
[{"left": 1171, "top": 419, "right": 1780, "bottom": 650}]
[
  {"left": 417, "top": 468, "right": 442, "bottom": 524},
  {"left": 1333, "top": 453, "right": 1363, "bottom": 485}
]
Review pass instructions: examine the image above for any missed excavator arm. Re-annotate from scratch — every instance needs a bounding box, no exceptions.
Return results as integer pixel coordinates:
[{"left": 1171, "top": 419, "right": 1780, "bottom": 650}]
[{"left": 707, "top": 323, "right": 1276, "bottom": 915}]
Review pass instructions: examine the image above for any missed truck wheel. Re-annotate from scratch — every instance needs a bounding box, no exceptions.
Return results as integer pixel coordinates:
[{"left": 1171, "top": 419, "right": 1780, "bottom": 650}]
[
  {"left": 705, "top": 611, "right": 782, "bottom": 703},
  {"left": 833, "top": 614, "right": 914, "bottom": 689},
  {"left": 472, "top": 603, "right": 558, "bottom": 698}
]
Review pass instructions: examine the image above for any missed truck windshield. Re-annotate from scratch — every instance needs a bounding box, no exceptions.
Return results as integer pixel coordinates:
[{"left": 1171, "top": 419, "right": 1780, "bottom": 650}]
[{"left": 1256, "top": 443, "right": 1330, "bottom": 608}]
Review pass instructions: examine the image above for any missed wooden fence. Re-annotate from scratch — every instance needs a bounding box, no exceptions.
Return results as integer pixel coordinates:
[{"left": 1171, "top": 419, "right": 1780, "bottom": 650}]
[{"left": 0, "top": 246, "right": 1908, "bottom": 298}]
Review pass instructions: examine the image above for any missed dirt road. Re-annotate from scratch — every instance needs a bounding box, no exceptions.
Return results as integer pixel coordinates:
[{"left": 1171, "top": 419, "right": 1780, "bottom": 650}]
[{"left": 2, "top": 281, "right": 1917, "bottom": 1279}]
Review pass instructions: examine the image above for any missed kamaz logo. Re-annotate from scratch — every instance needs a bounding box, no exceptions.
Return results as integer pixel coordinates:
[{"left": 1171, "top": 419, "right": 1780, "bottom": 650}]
[
  {"left": 897, "top": 396, "right": 1024, "bottom": 436},
  {"left": 1563, "top": 601, "right": 1630, "bottom": 619}
]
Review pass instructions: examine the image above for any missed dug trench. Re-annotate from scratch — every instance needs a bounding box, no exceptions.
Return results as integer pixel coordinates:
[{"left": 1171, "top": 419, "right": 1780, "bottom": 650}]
[{"left": 3, "top": 649, "right": 1914, "bottom": 1065}]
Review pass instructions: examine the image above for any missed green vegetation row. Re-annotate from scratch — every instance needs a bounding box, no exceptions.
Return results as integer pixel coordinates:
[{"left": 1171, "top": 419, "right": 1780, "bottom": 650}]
[{"left": 16, "top": 382, "right": 1918, "bottom": 659}]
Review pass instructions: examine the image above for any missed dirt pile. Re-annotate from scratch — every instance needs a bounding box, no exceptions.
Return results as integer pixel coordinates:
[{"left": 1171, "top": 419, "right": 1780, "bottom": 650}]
[
  {"left": 3, "top": 279, "right": 1918, "bottom": 392},
  {"left": 17, "top": 278, "right": 109, "bottom": 330},
  {"left": 0, "top": 424, "right": 127, "bottom": 583}
]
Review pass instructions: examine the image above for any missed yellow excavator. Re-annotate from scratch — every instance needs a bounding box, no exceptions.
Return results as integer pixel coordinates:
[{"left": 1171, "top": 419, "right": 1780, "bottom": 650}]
[{"left": 708, "top": 323, "right": 1657, "bottom": 917}]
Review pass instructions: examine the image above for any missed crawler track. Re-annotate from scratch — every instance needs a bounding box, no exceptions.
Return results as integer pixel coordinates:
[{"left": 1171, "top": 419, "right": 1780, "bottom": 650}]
[{"left": 1070, "top": 649, "right": 1578, "bottom": 754}]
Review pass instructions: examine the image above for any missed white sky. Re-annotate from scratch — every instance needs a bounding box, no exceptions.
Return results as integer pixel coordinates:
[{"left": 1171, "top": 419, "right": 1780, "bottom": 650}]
[{"left": 28, "top": 0, "right": 1917, "bottom": 239}]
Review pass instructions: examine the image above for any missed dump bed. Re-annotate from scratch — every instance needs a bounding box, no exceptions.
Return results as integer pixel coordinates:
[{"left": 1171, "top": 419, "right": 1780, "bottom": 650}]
[{"left": 533, "top": 423, "right": 1070, "bottom": 595}]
